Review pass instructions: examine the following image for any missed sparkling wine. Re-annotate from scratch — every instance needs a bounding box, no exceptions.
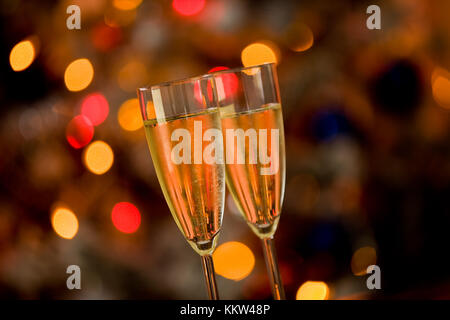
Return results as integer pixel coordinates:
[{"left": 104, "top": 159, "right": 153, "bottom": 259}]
[
  {"left": 144, "top": 108, "right": 225, "bottom": 255},
  {"left": 221, "top": 103, "right": 285, "bottom": 238}
]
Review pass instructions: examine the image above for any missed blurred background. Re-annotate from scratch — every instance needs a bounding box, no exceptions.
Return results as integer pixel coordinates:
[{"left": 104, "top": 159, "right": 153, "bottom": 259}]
[{"left": 1, "top": 0, "right": 450, "bottom": 299}]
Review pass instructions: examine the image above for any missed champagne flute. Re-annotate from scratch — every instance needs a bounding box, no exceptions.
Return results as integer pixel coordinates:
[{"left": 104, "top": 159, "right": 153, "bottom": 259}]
[
  {"left": 211, "top": 63, "right": 286, "bottom": 299},
  {"left": 137, "top": 75, "right": 225, "bottom": 300}
]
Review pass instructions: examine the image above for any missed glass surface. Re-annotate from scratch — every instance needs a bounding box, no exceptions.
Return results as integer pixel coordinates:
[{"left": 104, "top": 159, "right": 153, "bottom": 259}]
[
  {"left": 211, "top": 63, "right": 286, "bottom": 299},
  {"left": 138, "top": 74, "right": 224, "bottom": 299}
]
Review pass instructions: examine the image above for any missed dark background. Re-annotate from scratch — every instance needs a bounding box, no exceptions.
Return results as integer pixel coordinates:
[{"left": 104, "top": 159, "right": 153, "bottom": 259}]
[{"left": 1, "top": 0, "right": 450, "bottom": 299}]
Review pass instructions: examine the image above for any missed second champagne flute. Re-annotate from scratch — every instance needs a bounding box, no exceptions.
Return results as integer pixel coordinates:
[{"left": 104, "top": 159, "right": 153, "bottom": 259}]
[
  {"left": 211, "top": 63, "right": 286, "bottom": 299},
  {"left": 138, "top": 75, "right": 225, "bottom": 299}
]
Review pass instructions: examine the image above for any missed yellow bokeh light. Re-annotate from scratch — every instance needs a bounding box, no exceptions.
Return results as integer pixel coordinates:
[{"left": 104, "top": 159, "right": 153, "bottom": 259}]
[
  {"left": 113, "top": 0, "right": 142, "bottom": 10},
  {"left": 64, "top": 58, "right": 94, "bottom": 92},
  {"left": 213, "top": 241, "right": 255, "bottom": 281},
  {"left": 351, "top": 246, "right": 377, "bottom": 276},
  {"left": 296, "top": 281, "right": 329, "bottom": 300},
  {"left": 84, "top": 140, "right": 114, "bottom": 175},
  {"left": 241, "top": 42, "right": 279, "bottom": 68},
  {"left": 432, "top": 68, "right": 450, "bottom": 109},
  {"left": 51, "top": 207, "right": 79, "bottom": 239},
  {"left": 10, "top": 40, "right": 35, "bottom": 71},
  {"left": 118, "top": 98, "right": 143, "bottom": 131}
]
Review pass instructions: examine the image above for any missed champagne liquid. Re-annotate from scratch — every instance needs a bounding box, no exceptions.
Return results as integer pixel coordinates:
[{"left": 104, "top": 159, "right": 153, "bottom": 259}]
[
  {"left": 144, "top": 109, "right": 225, "bottom": 255},
  {"left": 221, "top": 103, "right": 285, "bottom": 239}
]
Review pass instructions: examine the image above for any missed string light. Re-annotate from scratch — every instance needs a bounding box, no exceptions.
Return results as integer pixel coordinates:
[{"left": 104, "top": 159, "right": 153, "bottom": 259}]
[
  {"left": 213, "top": 241, "right": 255, "bottom": 281},
  {"left": 64, "top": 58, "right": 94, "bottom": 92},
  {"left": 83, "top": 140, "right": 114, "bottom": 175},
  {"left": 9, "top": 40, "right": 35, "bottom": 71}
]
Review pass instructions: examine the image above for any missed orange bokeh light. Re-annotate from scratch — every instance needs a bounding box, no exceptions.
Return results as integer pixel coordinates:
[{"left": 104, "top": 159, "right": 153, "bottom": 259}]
[
  {"left": 213, "top": 241, "right": 255, "bottom": 281},
  {"left": 113, "top": 0, "right": 142, "bottom": 11},
  {"left": 290, "top": 24, "right": 314, "bottom": 52},
  {"left": 432, "top": 68, "right": 450, "bottom": 109},
  {"left": 51, "top": 207, "right": 79, "bottom": 240},
  {"left": 351, "top": 246, "right": 377, "bottom": 276},
  {"left": 83, "top": 140, "right": 114, "bottom": 175},
  {"left": 241, "top": 42, "right": 279, "bottom": 68},
  {"left": 296, "top": 281, "right": 329, "bottom": 300},
  {"left": 118, "top": 98, "right": 143, "bottom": 131},
  {"left": 64, "top": 58, "right": 94, "bottom": 92},
  {"left": 9, "top": 40, "right": 35, "bottom": 72}
]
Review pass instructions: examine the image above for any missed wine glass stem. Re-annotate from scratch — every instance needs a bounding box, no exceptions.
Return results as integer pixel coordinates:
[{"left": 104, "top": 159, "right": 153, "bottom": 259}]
[
  {"left": 262, "top": 237, "right": 286, "bottom": 300},
  {"left": 201, "top": 254, "right": 219, "bottom": 300}
]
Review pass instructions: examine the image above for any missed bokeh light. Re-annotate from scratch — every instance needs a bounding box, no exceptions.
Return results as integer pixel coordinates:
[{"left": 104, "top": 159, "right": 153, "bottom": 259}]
[
  {"left": 83, "top": 140, "right": 114, "bottom": 175},
  {"left": 81, "top": 93, "right": 109, "bottom": 126},
  {"left": 118, "top": 98, "right": 143, "bottom": 131},
  {"left": 64, "top": 58, "right": 94, "bottom": 92},
  {"left": 241, "top": 42, "right": 279, "bottom": 68},
  {"left": 289, "top": 24, "right": 314, "bottom": 52},
  {"left": 432, "top": 67, "right": 450, "bottom": 109},
  {"left": 113, "top": 0, "right": 142, "bottom": 11},
  {"left": 66, "top": 115, "right": 94, "bottom": 149},
  {"left": 117, "top": 60, "right": 149, "bottom": 92},
  {"left": 9, "top": 40, "right": 35, "bottom": 71},
  {"left": 51, "top": 207, "right": 79, "bottom": 240},
  {"left": 213, "top": 241, "right": 255, "bottom": 281},
  {"left": 172, "top": 0, "right": 205, "bottom": 16},
  {"left": 296, "top": 281, "right": 329, "bottom": 300},
  {"left": 104, "top": 6, "right": 137, "bottom": 27},
  {"left": 208, "top": 66, "right": 239, "bottom": 100},
  {"left": 91, "top": 23, "right": 122, "bottom": 52},
  {"left": 351, "top": 246, "right": 377, "bottom": 276},
  {"left": 111, "top": 202, "right": 141, "bottom": 233}
]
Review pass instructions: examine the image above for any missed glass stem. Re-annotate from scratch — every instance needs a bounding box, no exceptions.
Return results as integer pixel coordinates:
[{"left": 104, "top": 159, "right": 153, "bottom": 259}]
[
  {"left": 262, "top": 237, "right": 286, "bottom": 300},
  {"left": 201, "top": 254, "right": 219, "bottom": 300}
]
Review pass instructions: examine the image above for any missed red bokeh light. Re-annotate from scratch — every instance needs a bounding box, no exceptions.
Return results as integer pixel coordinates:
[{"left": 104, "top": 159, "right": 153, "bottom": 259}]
[
  {"left": 208, "top": 66, "right": 239, "bottom": 98},
  {"left": 193, "top": 67, "right": 239, "bottom": 104},
  {"left": 111, "top": 202, "right": 141, "bottom": 234},
  {"left": 172, "top": 0, "right": 205, "bottom": 16},
  {"left": 66, "top": 115, "right": 94, "bottom": 149},
  {"left": 81, "top": 93, "right": 109, "bottom": 126},
  {"left": 91, "top": 23, "right": 122, "bottom": 52}
]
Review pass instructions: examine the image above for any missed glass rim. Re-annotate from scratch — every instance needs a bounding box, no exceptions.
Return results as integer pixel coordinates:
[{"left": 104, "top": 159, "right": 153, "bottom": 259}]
[
  {"left": 137, "top": 73, "right": 215, "bottom": 92},
  {"left": 207, "top": 62, "right": 276, "bottom": 76},
  {"left": 137, "top": 62, "right": 276, "bottom": 93}
]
